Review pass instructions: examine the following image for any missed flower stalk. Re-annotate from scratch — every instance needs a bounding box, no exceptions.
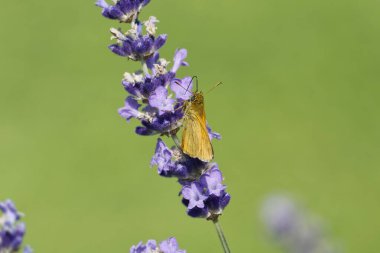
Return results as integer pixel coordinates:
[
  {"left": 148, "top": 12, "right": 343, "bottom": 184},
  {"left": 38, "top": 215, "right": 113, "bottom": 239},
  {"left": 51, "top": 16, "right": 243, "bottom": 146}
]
[{"left": 214, "top": 220, "right": 231, "bottom": 253}]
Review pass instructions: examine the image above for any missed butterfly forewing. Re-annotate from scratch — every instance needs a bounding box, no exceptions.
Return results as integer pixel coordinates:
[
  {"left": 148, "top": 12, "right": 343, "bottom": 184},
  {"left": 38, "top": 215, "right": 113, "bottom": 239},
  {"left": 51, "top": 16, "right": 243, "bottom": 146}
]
[{"left": 181, "top": 92, "right": 214, "bottom": 162}]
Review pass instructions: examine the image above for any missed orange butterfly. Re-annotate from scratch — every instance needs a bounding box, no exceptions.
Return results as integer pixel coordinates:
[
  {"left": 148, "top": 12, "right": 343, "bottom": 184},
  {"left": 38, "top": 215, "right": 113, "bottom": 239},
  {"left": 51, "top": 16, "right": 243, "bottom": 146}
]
[{"left": 178, "top": 77, "right": 221, "bottom": 162}]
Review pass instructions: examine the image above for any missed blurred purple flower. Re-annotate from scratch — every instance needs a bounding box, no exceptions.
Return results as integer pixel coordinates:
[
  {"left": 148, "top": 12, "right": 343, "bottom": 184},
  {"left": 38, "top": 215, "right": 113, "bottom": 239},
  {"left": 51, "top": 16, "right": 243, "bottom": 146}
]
[
  {"left": 130, "top": 237, "right": 185, "bottom": 253},
  {"left": 261, "top": 195, "right": 342, "bottom": 253},
  {"left": 159, "top": 237, "right": 186, "bottom": 253},
  {"left": 0, "top": 199, "right": 32, "bottom": 253}
]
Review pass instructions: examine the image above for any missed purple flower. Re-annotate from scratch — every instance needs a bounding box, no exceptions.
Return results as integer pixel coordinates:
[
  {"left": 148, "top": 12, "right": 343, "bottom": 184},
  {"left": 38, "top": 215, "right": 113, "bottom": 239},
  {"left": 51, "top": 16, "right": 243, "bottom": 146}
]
[
  {"left": 130, "top": 238, "right": 186, "bottom": 253},
  {"left": 182, "top": 183, "right": 208, "bottom": 210},
  {"left": 130, "top": 242, "right": 147, "bottom": 253},
  {"left": 170, "top": 77, "right": 193, "bottom": 100},
  {"left": 109, "top": 25, "right": 168, "bottom": 61},
  {"left": 149, "top": 138, "right": 231, "bottom": 219},
  {"left": 96, "top": 0, "right": 150, "bottom": 23},
  {"left": 160, "top": 237, "right": 186, "bottom": 253},
  {"left": 0, "top": 200, "right": 21, "bottom": 226},
  {"left": 122, "top": 73, "right": 162, "bottom": 100},
  {"left": 261, "top": 195, "right": 341, "bottom": 253},
  {"left": 136, "top": 104, "right": 183, "bottom": 136},
  {"left": 23, "top": 246, "right": 33, "bottom": 253},
  {"left": 119, "top": 48, "right": 190, "bottom": 135},
  {"left": 207, "top": 124, "right": 221, "bottom": 141},
  {"left": 151, "top": 138, "right": 175, "bottom": 176},
  {"left": 0, "top": 199, "right": 31, "bottom": 253},
  {"left": 201, "top": 165, "right": 225, "bottom": 197},
  {"left": 149, "top": 86, "right": 175, "bottom": 115},
  {"left": 180, "top": 164, "right": 230, "bottom": 219},
  {"left": 171, "top": 49, "right": 189, "bottom": 73},
  {"left": 118, "top": 96, "right": 143, "bottom": 121}
]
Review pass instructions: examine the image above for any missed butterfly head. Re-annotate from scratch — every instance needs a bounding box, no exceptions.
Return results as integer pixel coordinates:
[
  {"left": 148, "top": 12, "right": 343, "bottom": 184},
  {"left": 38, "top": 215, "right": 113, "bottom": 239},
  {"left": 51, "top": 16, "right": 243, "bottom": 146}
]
[{"left": 190, "top": 91, "right": 204, "bottom": 104}]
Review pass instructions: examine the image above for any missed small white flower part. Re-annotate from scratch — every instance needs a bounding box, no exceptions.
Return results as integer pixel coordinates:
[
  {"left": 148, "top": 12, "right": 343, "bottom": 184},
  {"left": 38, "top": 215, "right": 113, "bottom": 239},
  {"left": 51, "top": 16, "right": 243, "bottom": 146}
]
[
  {"left": 144, "top": 16, "right": 159, "bottom": 36},
  {"left": 110, "top": 27, "right": 126, "bottom": 42},
  {"left": 159, "top": 58, "right": 170, "bottom": 67},
  {"left": 123, "top": 71, "right": 144, "bottom": 84},
  {"left": 123, "top": 72, "right": 135, "bottom": 83},
  {"left": 153, "top": 58, "right": 170, "bottom": 76},
  {"left": 121, "top": 12, "right": 136, "bottom": 23},
  {"left": 154, "top": 64, "right": 167, "bottom": 76},
  {"left": 133, "top": 72, "right": 144, "bottom": 83},
  {"left": 172, "top": 148, "right": 183, "bottom": 161},
  {"left": 126, "top": 22, "right": 139, "bottom": 38}
]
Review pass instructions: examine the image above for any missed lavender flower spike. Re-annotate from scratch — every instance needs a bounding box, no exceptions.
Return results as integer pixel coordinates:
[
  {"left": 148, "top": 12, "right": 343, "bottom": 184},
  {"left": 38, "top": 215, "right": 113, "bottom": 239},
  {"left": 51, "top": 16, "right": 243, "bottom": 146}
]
[
  {"left": 130, "top": 237, "right": 186, "bottom": 253},
  {"left": 0, "top": 199, "right": 32, "bottom": 253},
  {"left": 97, "top": 0, "right": 231, "bottom": 222},
  {"left": 97, "top": 1, "right": 232, "bottom": 252}
]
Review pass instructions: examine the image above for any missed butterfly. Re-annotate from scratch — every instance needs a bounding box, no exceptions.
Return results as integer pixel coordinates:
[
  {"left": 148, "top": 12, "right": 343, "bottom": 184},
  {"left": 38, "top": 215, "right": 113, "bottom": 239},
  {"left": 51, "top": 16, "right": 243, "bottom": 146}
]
[{"left": 176, "top": 77, "right": 221, "bottom": 162}]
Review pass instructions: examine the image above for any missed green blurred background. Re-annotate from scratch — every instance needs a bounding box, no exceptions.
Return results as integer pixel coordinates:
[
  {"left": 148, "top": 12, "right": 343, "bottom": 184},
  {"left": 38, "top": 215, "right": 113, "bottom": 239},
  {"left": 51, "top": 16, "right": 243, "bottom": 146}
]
[{"left": 1, "top": 0, "right": 380, "bottom": 252}]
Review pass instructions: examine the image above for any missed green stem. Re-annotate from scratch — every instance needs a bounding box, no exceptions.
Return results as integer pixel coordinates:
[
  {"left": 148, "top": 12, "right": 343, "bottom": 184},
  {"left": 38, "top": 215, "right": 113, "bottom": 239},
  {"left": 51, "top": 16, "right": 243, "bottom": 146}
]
[
  {"left": 171, "top": 134, "right": 181, "bottom": 149},
  {"left": 141, "top": 61, "right": 149, "bottom": 75},
  {"left": 214, "top": 220, "right": 231, "bottom": 253}
]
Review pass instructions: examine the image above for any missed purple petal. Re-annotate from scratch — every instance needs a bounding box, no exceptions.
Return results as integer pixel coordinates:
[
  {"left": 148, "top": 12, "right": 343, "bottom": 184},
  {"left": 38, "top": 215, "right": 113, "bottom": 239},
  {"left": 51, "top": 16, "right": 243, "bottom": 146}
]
[
  {"left": 159, "top": 237, "right": 183, "bottom": 253},
  {"left": 146, "top": 240, "right": 158, "bottom": 250},
  {"left": 171, "top": 49, "right": 187, "bottom": 73},
  {"left": 146, "top": 52, "right": 159, "bottom": 70},
  {"left": 203, "top": 170, "right": 225, "bottom": 197},
  {"left": 151, "top": 138, "right": 176, "bottom": 176},
  {"left": 170, "top": 76, "right": 193, "bottom": 100},
  {"left": 154, "top": 34, "right": 168, "bottom": 50},
  {"left": 95, "top": 0, "right": 108, "bottom": 8},
  {"left": 118, "top": 96, "right": 141, "bottom": 121},
  {"left": 142, "top": 0, "right": 151, "bottom": 6},
  {"left": 23, "top": 246, "right": 33, "bottom": 253},
  {"left": 149, "top": 86, "right": 175, "bottom": 114},
  {"left": 182, "top": 183, "right": 207, "bottom": 209},
  {"left": 132, "top": 35, "right": 154, "bottom": 55},
  {"left": 220, "top": 193, "right": 231, "bottom": 209},
  {"left": 109, "top": 44, "right": 127, "bottom": 57},
  {"left": 207, "top": 124, "right": 221, "bottom": 140},
  {"left": 135, "top": 126, "right": 156, "bottom": 136}
]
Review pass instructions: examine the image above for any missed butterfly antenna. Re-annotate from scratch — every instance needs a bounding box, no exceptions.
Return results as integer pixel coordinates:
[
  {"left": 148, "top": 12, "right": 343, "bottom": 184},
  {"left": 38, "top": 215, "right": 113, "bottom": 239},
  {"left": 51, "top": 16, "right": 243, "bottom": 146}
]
[
  {"left": 173, "top": 80, "right": 194, "bottom": 97},
  {"left": 206, "top": 81, "right": 222, "bottom": 95},
  {"left": 173, "top": 80, "right": 188, "bottom": 91},
  {"left": 191, "top": 76, "right": 199, "bottom": 92}
]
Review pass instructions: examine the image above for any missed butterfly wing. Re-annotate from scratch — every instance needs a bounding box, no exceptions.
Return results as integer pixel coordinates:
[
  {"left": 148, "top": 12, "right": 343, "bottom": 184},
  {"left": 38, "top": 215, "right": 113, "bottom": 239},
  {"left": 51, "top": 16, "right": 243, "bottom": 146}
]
[{"left": 181, "top": 103, "right": 214, "bottom": 162}]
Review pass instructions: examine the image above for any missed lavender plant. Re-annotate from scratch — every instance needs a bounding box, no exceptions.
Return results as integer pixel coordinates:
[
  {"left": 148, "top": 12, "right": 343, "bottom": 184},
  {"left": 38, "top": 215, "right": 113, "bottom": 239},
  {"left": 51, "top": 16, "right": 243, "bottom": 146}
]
[
  {"left": 130, "top": 237, "right": 185, "bottom": 253},
  {"left": 0, "top": 200, "right": 32, "bottom": 253},
  {"left": 96, "top": 0, "right": 231, "bottom": 252},
  {"left": 261, "top": 195, "right": 341, "bottom": 253}
]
